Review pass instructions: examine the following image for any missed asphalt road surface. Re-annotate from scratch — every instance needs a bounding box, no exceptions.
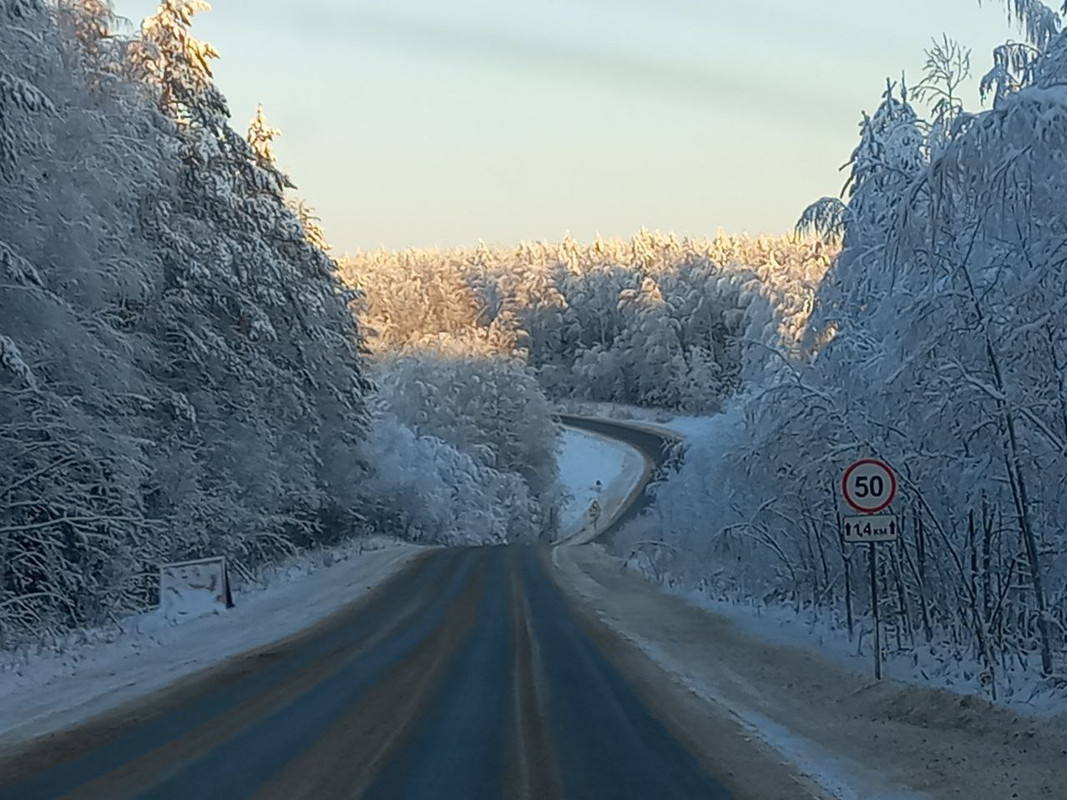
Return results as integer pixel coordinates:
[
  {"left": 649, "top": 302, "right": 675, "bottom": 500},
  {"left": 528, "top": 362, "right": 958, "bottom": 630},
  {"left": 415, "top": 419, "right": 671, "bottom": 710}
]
[{"left": 0, "top": 547, "right": 731, "bottom": 800}]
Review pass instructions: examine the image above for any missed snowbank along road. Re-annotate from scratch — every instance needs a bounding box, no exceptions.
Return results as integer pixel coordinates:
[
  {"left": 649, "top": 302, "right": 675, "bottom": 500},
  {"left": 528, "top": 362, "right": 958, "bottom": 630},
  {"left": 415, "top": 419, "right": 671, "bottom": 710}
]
[{"left": 0, "top": 546, "right": 773, "bottom": 800}]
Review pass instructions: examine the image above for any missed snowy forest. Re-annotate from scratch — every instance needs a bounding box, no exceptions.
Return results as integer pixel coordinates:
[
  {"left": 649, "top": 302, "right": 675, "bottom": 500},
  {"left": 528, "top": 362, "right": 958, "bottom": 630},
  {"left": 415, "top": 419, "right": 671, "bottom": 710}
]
[
  {"left": 342, "top": 233, "right": 833, "bottom": 413},
  {"left": 621, "top": 3, "right": 1067, "bottom": 696},
  {"left": 5, "top": 0, "right": 1067, "bottom": 701},
  {"left": 345, "top": 3, "right": 1067, "bottom": 694},
  {"left": 0, "top": 0, "right": 559, "bottom": 648}
]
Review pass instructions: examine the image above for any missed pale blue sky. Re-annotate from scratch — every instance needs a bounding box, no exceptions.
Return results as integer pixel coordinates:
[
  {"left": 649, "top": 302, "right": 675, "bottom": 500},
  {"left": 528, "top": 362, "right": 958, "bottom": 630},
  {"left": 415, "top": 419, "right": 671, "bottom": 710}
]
[{"left": 115, "top": 1, "right": 1022, "bottom": 252}]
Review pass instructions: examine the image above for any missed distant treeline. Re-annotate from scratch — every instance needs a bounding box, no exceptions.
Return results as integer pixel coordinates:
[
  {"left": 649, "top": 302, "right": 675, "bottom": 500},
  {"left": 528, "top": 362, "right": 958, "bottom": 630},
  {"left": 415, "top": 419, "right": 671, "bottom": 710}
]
[{"left": 342, "top": 232, "right": 835, "bottom": 413}]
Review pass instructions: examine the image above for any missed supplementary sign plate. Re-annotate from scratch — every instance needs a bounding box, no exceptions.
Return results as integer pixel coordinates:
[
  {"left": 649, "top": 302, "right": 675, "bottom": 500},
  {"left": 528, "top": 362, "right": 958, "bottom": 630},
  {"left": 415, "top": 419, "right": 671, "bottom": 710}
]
[{"left": 843, "top": 515, "right": 899, "bottom": 543}]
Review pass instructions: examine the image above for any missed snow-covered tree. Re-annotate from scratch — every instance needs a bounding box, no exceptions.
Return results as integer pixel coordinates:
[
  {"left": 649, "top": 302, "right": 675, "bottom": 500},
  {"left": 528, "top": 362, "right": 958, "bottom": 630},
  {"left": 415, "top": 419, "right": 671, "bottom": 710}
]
[
  {"left": 374, "top": 352, "right": 559, "bottom": 526},
  {"left": 0, "top": 0, "right": 375, "bottom": 645},
  {"left": 637, "top": 3, "right": 1067, "bottom": 694},
  {"left": 362, "top": 412, "right": 538, "bottom": 546},
  {"left": 342, "top": 232, "right": 831, "bottom": 413}
]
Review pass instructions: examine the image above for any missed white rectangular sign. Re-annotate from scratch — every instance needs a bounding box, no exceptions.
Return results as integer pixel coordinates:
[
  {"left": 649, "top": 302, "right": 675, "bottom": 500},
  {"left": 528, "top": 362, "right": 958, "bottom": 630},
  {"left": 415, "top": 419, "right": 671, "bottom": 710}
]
[
  {"left": 843, "top": 515, "right": 899, "bottom": 544},
  {"left": 159, "top": 556, "right": 233, "bottom": 623}
]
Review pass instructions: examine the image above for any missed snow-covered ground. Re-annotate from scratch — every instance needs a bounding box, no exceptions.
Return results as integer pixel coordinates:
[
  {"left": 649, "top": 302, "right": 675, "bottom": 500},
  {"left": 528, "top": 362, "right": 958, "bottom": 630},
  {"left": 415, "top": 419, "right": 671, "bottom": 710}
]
[
  {"left": 0, "top": 538, "right": 425, "bottom": 746},
  {"left": 681, "top": 592, "right": 1067, "bottom": 717},
  {"left": 555, "top": 544, "right": 1067, "bottom": 800},
  {"left": 556, "top": 426, "right": 648, "bottom": 544}
]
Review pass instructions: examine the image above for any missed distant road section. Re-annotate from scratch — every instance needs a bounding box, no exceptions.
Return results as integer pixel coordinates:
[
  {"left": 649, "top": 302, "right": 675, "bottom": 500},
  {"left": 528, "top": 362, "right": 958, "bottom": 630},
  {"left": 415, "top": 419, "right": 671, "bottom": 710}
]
[
  {"left": 558, "top": 415, "right": 681, "bottom": 545},
  {"left": 555, "top": 425, "right": 647, "bottom": 545}
]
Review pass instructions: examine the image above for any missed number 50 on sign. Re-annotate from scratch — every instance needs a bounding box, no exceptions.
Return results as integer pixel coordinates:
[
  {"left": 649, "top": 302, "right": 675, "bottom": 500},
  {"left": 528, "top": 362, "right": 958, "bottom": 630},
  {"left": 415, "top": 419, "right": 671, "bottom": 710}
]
[{"left": 841, "top": 459, "right": 897, "bottom": 514}]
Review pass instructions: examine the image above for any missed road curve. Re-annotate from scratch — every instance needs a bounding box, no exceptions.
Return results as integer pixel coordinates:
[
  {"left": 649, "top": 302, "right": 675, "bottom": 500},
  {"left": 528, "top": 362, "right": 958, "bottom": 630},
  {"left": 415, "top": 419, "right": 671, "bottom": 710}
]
[
  {"left": 0, "top": 546, "right": 730, "bottom": 800},
  {"left": 557, "top": 414, "right": 682, "bottom": 544}
]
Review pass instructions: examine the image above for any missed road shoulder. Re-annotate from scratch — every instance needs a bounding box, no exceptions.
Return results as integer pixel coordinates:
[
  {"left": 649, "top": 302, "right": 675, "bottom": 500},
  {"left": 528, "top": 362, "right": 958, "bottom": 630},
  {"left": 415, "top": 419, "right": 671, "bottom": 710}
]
[
  {"left": 545, "top": 548, "right": 833, "bottom": 800},
  {"left": 0, "top": 542, "right": 429, "bottom": 749},
  {"left": 552, "top": 544, "right": 1067, "bottom": 800}
]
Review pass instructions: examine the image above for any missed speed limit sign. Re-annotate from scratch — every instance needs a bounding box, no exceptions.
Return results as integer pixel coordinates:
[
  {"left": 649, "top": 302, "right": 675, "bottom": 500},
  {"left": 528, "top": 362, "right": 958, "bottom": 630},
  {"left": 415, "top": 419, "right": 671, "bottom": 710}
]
[{"left": 842, "top": 459, "right": 897, "bottom": 514}]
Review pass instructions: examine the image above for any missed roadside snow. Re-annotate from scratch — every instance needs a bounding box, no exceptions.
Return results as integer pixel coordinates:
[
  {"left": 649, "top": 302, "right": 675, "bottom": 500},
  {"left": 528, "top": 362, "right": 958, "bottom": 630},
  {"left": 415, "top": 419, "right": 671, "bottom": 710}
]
[
  {"left": 0, "top": 538, "right": 425, "bottom": 746},
  {"left": 556, "top": 426, "right": 647, "bottom": 544},
  {"left": 656, "top": 414, "right": 724, "bottom": 439},
  {"left": 554, "top": 545, "right": 1067, "bottom": 800},
  {"left": 680, "top": 594, "right": 1067, "bottom": 717},
  {"left": 631, "top": 634, "right": 925, "bottom": 800}
]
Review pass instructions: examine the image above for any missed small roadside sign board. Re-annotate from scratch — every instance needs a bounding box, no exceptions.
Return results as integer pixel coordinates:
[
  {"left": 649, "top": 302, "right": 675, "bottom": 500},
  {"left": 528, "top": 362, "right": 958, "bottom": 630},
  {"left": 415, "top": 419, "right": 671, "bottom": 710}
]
[
  {"left": 841, "top": 458, "right": 897, "bottom": 514},
  {"left": 159, "top": 556, "right": 234, "bottom": 622},
  {"left": 843, "top": 515, "right": 899, "bottom": 543}
]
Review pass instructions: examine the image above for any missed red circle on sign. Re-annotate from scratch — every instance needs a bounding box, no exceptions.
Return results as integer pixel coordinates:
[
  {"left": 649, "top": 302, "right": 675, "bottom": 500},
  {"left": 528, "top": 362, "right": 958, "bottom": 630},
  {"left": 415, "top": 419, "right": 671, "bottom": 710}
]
[{"left": 842, "top": 459, "right": 897, "bottom": 514}]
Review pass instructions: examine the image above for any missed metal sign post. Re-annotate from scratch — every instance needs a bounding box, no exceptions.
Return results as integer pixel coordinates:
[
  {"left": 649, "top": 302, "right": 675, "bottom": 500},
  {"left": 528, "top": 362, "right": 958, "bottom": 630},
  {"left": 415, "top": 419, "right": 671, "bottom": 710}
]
[
  {"left": 869, "top": 541, "right": 880, "bottom": 680},
  {"left": 841, "top": 459, "right": 898, "bottom": 681}
]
